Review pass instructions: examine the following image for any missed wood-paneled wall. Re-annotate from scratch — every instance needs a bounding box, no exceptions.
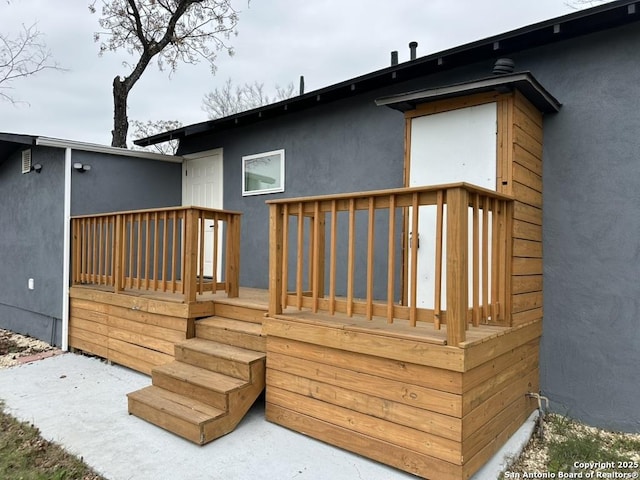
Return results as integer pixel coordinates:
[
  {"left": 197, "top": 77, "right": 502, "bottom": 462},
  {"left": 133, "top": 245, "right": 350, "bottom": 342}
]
[{"left": 509, "top": 92, "right": 544, "bottom": 327}]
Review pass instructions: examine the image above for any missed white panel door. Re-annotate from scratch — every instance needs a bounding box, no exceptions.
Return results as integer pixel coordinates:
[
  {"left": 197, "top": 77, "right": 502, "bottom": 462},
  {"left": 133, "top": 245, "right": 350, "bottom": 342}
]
[
  {"left": 408, "top": 102, "right": 497, "bottom": 309},
  {"left": 182, "top": 150, "right": 223, "bottom": 278}
]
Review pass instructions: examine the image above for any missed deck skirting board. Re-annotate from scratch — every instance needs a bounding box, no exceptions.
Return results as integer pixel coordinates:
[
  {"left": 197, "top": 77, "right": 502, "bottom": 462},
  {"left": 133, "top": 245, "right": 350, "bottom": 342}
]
[
  {"left": 264, "top": 315, "right": 540, "bottom": 479},
  {"left": 266, "top": 402, "right": 464, "bottom": 480},
  {"left": 69, "top": 287, "right": 194, "bottom": 375}
]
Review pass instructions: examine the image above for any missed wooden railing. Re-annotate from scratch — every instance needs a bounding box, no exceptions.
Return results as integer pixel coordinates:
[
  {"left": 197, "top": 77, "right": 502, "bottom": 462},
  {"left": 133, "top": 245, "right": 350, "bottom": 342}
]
[
  {"left": 71, "top": 206, "right": 241, "bottom": 302},
  {"left": 267, "top": 183, "right": 513, "bottom": 345}
]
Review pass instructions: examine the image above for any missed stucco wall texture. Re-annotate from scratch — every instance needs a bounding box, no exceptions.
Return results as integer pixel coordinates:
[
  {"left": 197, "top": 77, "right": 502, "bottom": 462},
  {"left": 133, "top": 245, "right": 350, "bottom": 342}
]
[
  {"left": 0, "top": 146, "right": 182, "bottom": 346},
  {"left": 179, "top": 23, "right": 640, "bottom": 431},
  {"left": 0, "top": 146, "right": 65, "bottom": 343}
]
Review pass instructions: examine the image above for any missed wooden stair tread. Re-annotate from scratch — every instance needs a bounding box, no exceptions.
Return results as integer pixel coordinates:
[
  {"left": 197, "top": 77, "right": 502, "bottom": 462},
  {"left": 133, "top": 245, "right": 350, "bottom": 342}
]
[
  {"left": 153, "top": 361, "right": 247, "bottom": 393},
  {"left": 178, "top": 338, "right": 266, "bottom": 364},
  {"left": 197, "top": 316, "right": 264, "bottom": 336},
  {"left": 128, "top": 385, "right": 225, "bottom": 424}
]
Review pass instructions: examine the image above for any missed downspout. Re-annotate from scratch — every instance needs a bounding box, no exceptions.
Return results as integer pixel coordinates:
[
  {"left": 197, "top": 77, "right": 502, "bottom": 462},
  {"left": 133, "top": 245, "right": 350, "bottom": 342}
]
[{"left": 61, "top": 147, "right": 72, "bottom": 351}]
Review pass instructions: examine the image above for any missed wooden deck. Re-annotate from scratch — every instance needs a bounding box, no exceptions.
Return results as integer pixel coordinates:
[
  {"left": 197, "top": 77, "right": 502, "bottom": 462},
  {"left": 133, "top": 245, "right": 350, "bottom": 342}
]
[
  {"left": 68, "top": 283, "right": 540, "bottom": 479},
  {"left": 66, "top": 87, "right": 546, "bottom": 479}
]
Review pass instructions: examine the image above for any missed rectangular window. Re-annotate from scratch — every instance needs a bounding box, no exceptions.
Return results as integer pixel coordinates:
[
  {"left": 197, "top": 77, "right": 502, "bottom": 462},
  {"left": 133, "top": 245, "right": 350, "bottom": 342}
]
[{"left": 242, "top": 149, "right": 285, "bottom": 196}]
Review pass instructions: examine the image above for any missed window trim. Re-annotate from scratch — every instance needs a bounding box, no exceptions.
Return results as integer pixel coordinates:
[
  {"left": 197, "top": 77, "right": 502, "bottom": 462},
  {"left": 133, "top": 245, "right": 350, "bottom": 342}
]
[{"left": 241, "top": 149, "right": 285, "bottom": 196}]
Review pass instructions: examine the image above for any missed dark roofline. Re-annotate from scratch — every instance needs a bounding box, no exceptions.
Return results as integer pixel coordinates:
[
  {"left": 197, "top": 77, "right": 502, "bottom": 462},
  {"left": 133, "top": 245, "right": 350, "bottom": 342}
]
[
  {"left": 135, "top": 0, "right": 639, "bottom": 147},
  {"left": 0, "top": 132, "right": 182, "bottom": 162},
  {"left": 0, "top": 133, "right": 38, "bottom": 146},
  {"left": 375, "top": 72, "right": 562, "bottom": 113}
]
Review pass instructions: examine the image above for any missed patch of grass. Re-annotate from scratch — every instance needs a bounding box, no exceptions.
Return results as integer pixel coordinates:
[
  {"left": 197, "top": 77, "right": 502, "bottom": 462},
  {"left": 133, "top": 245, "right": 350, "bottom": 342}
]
[
  {"left": 547, "top": 432, "right": 625, "bottom": 473},
  {"left": 502, "top": 413, "right": 640, "bottom": 478},
  {"left": 611, "top": 436, "right": 640, "bottom": 453},
  {"left": 0, "top": 402, "right": 107, "bottom": 480}
]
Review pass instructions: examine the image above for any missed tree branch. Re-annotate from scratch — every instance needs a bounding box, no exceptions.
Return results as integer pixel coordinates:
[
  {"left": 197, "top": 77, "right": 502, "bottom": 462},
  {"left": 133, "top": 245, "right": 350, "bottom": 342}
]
[{"left": 0, "top": 22, "right": 63, "bottom": 104}]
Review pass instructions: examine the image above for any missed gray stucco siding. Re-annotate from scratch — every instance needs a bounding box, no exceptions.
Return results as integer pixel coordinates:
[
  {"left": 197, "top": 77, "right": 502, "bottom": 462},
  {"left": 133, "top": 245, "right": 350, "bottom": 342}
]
[
  {"left": 0, "top": 146, "right": 183, "bottom": 346},
  {"left": 519, "top": 24, "right": 640, "bottom": 432},
  {"left": 0, "top": 146, "right": 65, "bottom": 344},
  {"left": 70, "top": 150, "right": 182, "bottom": 216}
]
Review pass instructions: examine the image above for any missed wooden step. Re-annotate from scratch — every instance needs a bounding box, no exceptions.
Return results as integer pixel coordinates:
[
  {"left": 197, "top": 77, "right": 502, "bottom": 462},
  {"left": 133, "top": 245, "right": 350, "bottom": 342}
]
[
  {"left": 175, "top": 338, "right": 265, "bottom": 381},
  {"left": 152, "top": 361, "right": 246, "bottom": 410},
  {"left": 127, "top": 385, "right": 225, "bottom": 445},
  {"left": 196, "top": 316, "right": 266, "bottom": 352},
  {"left": 213, "top": 301, "right": 267, "bottom": 324}
]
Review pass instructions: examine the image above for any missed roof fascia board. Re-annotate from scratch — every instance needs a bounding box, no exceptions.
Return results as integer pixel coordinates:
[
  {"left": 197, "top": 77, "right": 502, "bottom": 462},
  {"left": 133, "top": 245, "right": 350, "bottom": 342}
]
[
  {"left": 35, "top": 137, "right": 183, "bottom": 162},
  {"left": 0, "top": 133, "right": 38, "bottom": 145},
  {"left": 375, "top": 72, "right": 562, "bottom": 113}
]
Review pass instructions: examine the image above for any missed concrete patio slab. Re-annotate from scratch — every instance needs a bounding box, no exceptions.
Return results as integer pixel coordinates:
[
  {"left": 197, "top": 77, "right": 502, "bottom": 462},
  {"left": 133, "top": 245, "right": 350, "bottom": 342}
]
[
  {"left": 0, "top": 352, "right": 535, "bottom": 479},
  {"left": 0, "top": 352, "right": 416, "bottom": 480}
]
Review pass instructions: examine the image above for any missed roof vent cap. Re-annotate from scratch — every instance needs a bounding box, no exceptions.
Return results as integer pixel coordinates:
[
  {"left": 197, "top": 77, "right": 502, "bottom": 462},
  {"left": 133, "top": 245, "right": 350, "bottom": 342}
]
[
  {"left": 493, "top": 58, "right": 515, "bottom": 75},
  {"left": 409, "top": 41, "right": 418, "bottom": 61}
]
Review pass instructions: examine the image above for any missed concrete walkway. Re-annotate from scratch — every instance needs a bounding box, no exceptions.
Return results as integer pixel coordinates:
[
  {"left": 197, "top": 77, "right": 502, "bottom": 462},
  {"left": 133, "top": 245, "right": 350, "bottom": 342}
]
[{"left": 0, "top": 352, "right": 536, "bottom": 479}]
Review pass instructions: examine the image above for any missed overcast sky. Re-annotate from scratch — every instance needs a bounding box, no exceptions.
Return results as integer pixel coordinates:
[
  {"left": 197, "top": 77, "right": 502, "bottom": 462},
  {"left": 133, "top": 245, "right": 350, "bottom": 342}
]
[{"left": 0, "top": 1, "right": 588, "bottom": 146}]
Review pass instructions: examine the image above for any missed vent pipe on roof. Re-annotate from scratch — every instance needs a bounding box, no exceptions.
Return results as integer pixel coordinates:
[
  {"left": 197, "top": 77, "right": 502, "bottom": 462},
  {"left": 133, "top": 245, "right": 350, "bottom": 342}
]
[
  {"left": 493, "top": 58, "right": 515, "bottom": 75},
  {"left": 409, "top": 41, "right": 418, "bottom": 60},
  {"left": 299, "top": 75, "right": 305, "bottom": 95},
  {"left": 391, "top": 51, "right": 398, "bottom": 66}
]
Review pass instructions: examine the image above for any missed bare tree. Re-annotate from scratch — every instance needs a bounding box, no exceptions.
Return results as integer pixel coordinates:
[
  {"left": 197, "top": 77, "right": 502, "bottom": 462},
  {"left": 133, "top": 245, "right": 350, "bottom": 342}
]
[
  {"left": 202, "top": 78, "right": 296, "bottom": 119},
  {"left": 0, "top": 22, "right": 61, "bottom": 104},
  {"left": 130, "top": 119, "right": 182, "bottom": 154},
  {"left": 90, "top": 0, "right": 239, "bottom": 148}
]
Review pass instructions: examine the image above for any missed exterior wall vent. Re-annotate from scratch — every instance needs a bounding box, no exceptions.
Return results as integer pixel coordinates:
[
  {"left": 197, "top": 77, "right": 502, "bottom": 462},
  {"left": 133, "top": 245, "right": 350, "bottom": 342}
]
[
  {"left": 493, "top": 58, "right": 515, "bottom": 75},
  {"left": 21, "top": 149, "right": 32, "bottom": 174}
]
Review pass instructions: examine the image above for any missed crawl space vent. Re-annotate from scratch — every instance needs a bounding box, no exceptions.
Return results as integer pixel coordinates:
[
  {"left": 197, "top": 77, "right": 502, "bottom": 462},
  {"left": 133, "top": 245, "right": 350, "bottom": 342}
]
[{"left": 21, "top": 149, "right": 32, "bottom": 174}]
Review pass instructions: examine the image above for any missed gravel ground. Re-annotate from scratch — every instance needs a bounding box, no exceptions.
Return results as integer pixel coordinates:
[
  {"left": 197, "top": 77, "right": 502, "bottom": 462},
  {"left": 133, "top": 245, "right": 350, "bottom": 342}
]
[{"left": 0, "top": 328, "right": 58, "bottom": 369}]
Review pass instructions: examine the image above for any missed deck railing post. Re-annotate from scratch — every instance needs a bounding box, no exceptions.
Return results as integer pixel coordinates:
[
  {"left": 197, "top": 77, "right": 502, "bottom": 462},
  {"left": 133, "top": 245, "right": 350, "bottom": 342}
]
[
  {"left": 225, "top": 212, "right": 241, "bottom": 298},
  {"left": 183, "top": 208, "right": 199, "bottom": 303},
  {"left": 269, "top": 203, "right": 284, "bottom": 316},
  {"left": 114, "top": 214, "right": 124, "bottom": 293},
  {"left": 446, "top": 186, "right": 468, "bottom": 345}
]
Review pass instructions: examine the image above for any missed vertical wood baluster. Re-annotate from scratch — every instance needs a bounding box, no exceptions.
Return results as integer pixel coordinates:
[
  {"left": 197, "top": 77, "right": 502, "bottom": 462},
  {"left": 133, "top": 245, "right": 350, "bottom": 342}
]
[
  {"left": 434, "top": 190, "right": 444, "bottom": 329},
  {"left": 409, "top": 192, "right": 419, "bottom": 327},
  {"left": 329, "top": 200, "right": 337, "bottom": 315},
  {"left": 386, "top": 195, "right": 396, "bottom": 324}
]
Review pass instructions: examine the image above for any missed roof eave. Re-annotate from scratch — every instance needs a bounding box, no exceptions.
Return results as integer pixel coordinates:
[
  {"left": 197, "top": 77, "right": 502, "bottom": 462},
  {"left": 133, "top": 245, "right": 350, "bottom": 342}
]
[{"left": 375, "top": 72, "right": 562, "bottom": 114}]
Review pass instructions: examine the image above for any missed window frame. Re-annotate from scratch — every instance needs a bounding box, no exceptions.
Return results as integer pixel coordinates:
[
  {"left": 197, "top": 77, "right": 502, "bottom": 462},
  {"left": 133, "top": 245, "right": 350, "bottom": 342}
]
[{"left": 241, "top": 149, "right": 285, "bottom": 196}]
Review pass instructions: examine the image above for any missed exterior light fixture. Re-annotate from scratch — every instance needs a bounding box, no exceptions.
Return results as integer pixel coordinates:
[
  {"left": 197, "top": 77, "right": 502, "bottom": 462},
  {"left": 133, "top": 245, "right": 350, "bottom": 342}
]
[
  {"left": 32, "top": 164, "right": 43, "bottom": 173},
  {"left": 73, "top": 162, "right": 91, "bottom": 172}
]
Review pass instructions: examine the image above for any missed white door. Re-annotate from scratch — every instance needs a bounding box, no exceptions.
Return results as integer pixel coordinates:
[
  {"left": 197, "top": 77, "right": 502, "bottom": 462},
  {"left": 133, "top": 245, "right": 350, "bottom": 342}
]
[
  {"left": 182, "top": 150, "right": 223, "bottom": 278},
  {"left": 408, "top": 102, "right": 497, "bottom": 308}
]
